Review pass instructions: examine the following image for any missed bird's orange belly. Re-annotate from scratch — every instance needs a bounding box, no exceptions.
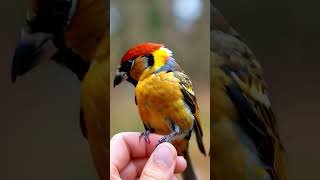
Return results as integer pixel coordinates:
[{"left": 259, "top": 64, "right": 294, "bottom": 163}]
[{"left": 135, "top": 73, "right": 193, "bottom": 135}]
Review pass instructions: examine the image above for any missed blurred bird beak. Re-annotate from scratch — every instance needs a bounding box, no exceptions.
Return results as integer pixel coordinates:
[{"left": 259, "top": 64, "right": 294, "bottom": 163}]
[
  {"left": 113, "top": 71, "right": 126, "bottom": 87},
  {"left": 11, "top": 29, "right": 56, "bottom": 83}
]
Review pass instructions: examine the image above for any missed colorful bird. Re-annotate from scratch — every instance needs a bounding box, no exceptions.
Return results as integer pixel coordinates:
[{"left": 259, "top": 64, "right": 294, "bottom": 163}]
[
  {"left": 11, "top": 0, "right": 109, "bottom": 179},
  {"left": 113, "top": 43, "right": 206, "bottom": 180},
  {"left": 211, "top": 3, "right": 287, "bottom": 180}
]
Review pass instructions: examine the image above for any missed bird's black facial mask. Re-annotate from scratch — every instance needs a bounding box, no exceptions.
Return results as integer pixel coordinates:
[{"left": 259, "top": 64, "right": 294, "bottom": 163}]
[
  {"left": 27, "top": 0, "right": 75, "bottom": 35},
  {"left": 11, "top": 0, "right": 77, "bottom": 82},
  {"left": 113, "top": 60, "right": 137, "bottom": 87}
]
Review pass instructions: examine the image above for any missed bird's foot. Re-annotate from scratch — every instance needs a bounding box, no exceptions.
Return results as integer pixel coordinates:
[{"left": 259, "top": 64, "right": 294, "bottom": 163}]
[
  {"left": 156, "top": 135, "right": 172, "bottom": 147},
  {"left": 139, "top": 130, "right": 151, "bottom": 143}
]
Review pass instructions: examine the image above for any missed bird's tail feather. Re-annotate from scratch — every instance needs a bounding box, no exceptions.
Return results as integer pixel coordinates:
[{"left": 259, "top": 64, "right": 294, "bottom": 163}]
[{"left": 182, "top": 150, "right": 198, "bottom": 180}]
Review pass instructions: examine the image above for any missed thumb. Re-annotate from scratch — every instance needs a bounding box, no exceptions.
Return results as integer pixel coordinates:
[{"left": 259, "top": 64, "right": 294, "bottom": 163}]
[{"left": 140, "top": 142, "right": 177, "bottom": 180}]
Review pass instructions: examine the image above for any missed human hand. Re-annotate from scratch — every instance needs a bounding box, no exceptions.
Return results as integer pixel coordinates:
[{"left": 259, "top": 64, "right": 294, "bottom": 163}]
[{"left": 110, "top": 132, "right": 187, "bottom": 180}]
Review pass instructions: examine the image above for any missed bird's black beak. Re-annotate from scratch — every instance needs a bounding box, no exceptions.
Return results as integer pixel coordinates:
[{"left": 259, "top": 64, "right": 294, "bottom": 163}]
[
  {"left": 11, "top": 29, "right": 56, "bottom": 83},
  {"left": 113, "top": 71, "right": 126, "bottom": 87}
]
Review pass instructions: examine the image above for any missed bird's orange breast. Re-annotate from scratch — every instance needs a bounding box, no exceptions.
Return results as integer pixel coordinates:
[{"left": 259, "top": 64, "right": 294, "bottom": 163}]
[{"left": 135, "top": 72, "right": 194, "bottom": 135}]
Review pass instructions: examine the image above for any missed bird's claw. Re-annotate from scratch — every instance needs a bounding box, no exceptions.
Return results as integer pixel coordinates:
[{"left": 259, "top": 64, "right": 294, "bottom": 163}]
[
  {"left": 156, "top": 136, "right": 171, "bottom": 147},
  {"left": 139, "top": 130, "right": 150, "bottom": 143}
]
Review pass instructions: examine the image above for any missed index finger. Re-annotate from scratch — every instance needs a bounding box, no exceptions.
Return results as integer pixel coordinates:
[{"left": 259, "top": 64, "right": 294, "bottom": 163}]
[{"left": 110, "top": 132, "right": 162, "bottom": 172}]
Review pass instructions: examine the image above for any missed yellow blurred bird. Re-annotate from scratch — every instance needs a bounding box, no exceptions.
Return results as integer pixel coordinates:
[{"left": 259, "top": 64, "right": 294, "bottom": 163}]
[
  {"left": 11, "top": 0, "right": 109, "bottom": 179},
  {"left": 113, "top": 43, "right": 206, "bottom": 180},
  {"left": 210, "top": 3, "right": 287, "bottom": 180}
]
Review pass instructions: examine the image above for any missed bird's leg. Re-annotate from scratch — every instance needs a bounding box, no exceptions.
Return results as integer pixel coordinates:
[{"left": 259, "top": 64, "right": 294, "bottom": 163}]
[
  {"left": 156, "top": 122, "right": 180, "bottom": 147},
  {"left": 139, "top": 128, "right": 151, "bottom": 144}
]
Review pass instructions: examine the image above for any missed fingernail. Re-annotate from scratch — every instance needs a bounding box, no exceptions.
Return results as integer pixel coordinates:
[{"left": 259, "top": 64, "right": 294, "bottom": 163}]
[{"left": 153, "top": 144, "right": 175, "bottom": 168}]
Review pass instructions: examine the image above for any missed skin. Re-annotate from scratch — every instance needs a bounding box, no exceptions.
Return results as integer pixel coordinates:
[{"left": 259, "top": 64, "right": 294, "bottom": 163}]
[{"left": 110, "top": 132, "right": 187, "bottom": 180}]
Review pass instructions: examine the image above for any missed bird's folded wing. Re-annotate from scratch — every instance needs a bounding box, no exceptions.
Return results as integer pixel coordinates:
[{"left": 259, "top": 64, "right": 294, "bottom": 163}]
[
  {"left": 174, "top": 71, "right": 206, "bottom": 155},
  {"left": 211, "top": 4, "right": 287, "bottom": 179}
]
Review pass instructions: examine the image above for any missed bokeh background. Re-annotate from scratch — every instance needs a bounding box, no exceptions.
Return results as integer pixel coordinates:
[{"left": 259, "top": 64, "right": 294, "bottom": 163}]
[
  {"left": 110, "top": 0, "right": 210, "bottom": 179},
  {"left": 214, "top": 0, "right": 320, "bottom": 179}
]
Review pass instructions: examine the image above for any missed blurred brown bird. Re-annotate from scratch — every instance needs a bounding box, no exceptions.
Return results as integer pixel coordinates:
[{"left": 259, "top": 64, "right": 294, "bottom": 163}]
[
  {"left": 11, "top": 0, "right": 109, "bottom": 179},
  {"left": 210, "top": 2, "right": 288, "bottom": 180}
]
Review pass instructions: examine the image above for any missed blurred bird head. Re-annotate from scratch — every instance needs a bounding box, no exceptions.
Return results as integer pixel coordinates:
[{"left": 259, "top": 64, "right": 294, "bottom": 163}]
[
  {"left": 113, "top": 43, "right": 181, "bottom": 87},
  {"left": 11, "top": 0, "right": 78, "bottom": 82}
]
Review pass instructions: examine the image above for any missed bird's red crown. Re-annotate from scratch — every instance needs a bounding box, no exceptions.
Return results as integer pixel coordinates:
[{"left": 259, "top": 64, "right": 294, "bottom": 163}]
[{"left": 121, "top": 43, "right": 164, "bottom": 64}]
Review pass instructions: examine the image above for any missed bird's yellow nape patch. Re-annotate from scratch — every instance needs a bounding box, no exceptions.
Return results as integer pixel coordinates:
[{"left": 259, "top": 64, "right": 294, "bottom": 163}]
[
  {"left": 139, "top": 47, "right": 172, "bottom": 81},
  {"left": 151, "top": 47, "right": 172, "bottom": 70}
]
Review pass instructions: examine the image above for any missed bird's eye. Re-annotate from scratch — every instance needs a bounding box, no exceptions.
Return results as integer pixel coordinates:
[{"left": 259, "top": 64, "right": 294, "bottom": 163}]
[
  {"left": 26, "top": 0, "right": 73, "bottom": 34},
  {"left": 145, "top": 54, "right": 154, "bottom": 67},
  {"left": 120, "top": 60, "right": 133, "bottom": 72}
]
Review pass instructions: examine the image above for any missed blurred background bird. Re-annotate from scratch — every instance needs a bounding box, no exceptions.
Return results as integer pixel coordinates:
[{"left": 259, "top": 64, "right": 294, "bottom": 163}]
[
  {"left": 113, "top": 43, "right": 206, "bottom": 180},
  {"left": 11, "top": 0, "right": 109, "bottom": 179},
  {"left": 210, "top": 2, "right": 287, "bottom": 180}
]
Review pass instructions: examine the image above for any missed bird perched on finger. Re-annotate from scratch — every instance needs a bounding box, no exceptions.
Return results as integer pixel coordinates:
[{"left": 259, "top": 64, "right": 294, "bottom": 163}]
[
  {"left": 114, "top": 43, "right": 206, "bottom": 180},
  {"left": 11, "top": 0, "right": 109, "bottom": 179},
  {"left": 210, "top": 2, "right": 287, "bottom": 180}
]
